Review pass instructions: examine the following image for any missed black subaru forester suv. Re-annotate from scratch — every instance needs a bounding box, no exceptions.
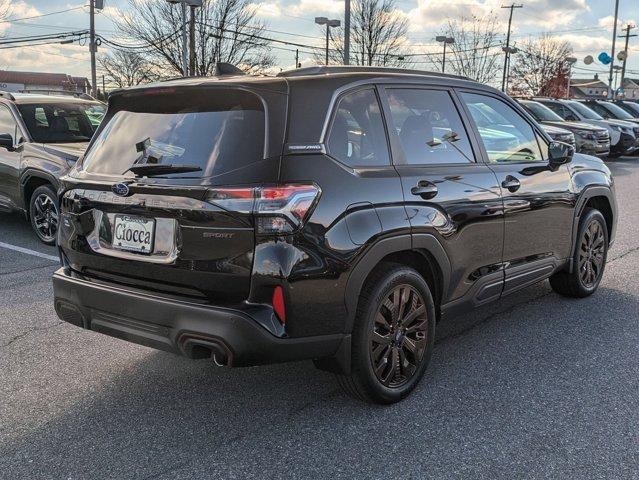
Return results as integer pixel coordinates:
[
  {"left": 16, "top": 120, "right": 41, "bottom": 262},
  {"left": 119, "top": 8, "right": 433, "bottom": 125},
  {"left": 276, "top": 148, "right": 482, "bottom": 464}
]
[{"left": 53, "top": 66, "right": 617, "bottom": 404}]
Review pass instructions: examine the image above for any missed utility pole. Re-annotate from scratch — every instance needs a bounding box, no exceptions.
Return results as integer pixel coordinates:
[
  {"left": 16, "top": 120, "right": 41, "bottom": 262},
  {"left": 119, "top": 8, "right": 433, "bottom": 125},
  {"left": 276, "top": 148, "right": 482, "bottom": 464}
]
[
  {"left": 501, "top": 3, "right": 522, "bottom": 92},
  {"left": 102, "top": 74, "right": 106, "bottom": 99},
  {"left": 608, "top": 0, "right": 620, "bottom": 99},
  {"left": 618, "top": 24, "right": 637, "bottom": 93},
  {"left": 89, "top": 0, "right": 97, "bottom": 96},
  {"left": 189, "top": 5, "right": 196, "bottom": 76},
  {"left": 344, "top": 0, "right": 351, "bottom": 65},
  {"left": 295, "top": 49, "right": 299, "bottom": 68}
]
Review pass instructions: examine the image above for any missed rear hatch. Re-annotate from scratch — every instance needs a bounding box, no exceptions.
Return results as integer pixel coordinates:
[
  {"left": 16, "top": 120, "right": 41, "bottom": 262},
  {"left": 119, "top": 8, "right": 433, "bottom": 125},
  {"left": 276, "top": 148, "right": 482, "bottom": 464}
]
[{"left": 58, "top": 81, "right": 288, "bottom": 304}]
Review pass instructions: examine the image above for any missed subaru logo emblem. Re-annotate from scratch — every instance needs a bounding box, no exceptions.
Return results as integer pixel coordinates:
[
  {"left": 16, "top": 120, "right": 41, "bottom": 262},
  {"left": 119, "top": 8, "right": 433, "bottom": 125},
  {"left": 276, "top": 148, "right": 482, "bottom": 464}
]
[{"left": 112, "top": 183, "right": 130, "bottom": 197}]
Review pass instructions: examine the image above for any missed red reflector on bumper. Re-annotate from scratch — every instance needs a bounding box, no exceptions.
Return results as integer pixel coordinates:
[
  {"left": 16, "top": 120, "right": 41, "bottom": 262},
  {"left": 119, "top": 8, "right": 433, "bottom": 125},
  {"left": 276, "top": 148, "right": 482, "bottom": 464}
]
[{"left": 272, "top": 286, "right": 286, "bottom": 325}]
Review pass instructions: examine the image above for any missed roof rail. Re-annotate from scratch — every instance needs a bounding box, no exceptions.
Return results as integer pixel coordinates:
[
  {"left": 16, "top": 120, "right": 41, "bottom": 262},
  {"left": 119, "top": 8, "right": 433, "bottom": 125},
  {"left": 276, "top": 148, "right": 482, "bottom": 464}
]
[
  {"left": 19, "top": 89, "right": 96, "bottom": 100},
  {"left": 0, "top": 91, "right": 16, "bottom": 101},
  {"left": 277, "top": 65, "right": 471, "bottom": 81}
]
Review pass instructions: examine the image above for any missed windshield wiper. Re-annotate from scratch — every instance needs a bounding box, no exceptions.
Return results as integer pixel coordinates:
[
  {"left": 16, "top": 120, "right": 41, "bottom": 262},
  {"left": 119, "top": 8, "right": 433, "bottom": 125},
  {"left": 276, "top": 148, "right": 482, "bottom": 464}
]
[{"left": 124, "top": 164, "right": 202, "bottom": 177}]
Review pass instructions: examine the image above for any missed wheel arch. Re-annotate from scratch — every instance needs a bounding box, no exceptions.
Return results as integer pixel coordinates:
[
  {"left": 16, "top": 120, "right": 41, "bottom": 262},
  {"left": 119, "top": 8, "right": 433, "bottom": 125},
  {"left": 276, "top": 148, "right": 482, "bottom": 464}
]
[
  {"left": 344, "top": 234, "right": 451, "bottom": 333},
  {"left": 569, "top": 186, "right": 616, "bottom": 272},
  {"left": 20, "top": 169, "right": 59, "bottom": 215}
]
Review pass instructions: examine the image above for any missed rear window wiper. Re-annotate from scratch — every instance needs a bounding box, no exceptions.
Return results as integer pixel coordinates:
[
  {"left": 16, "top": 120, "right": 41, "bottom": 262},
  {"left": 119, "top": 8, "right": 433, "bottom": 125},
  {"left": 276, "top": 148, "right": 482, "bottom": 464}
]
[{"left": 123, "top": 164, "right": 202, "bottom": 177}]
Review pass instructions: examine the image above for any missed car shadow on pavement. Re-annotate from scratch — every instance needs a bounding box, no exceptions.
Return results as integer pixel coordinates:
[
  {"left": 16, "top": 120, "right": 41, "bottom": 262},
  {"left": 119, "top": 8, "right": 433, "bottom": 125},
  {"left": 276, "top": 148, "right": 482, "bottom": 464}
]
[{"left": 4, "top": 285, "right": 639, "bottom": 478}]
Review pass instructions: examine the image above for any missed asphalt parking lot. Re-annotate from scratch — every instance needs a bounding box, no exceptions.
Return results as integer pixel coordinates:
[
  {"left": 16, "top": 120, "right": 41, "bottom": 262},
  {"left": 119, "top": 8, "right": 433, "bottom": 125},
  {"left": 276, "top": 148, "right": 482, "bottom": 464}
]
[{"left": 1, "top": 157, "right": 638, "bottom": 479}]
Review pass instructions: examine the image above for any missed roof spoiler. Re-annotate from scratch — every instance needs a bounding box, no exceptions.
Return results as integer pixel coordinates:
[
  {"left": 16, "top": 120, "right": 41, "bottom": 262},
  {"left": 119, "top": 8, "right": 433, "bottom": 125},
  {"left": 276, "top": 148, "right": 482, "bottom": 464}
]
[{"left": 213, "top": 63, "right": 245, "bottom": 76}]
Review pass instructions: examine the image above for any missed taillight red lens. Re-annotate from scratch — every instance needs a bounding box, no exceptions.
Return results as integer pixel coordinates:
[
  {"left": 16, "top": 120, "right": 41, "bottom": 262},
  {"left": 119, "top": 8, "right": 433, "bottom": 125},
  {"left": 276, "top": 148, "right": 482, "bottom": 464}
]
[
  {"left": 272, "top": 286, "right": 286, "bottom": 324},
  {"left": 206, "top": 184, "right": 320, "bottom": 234}
]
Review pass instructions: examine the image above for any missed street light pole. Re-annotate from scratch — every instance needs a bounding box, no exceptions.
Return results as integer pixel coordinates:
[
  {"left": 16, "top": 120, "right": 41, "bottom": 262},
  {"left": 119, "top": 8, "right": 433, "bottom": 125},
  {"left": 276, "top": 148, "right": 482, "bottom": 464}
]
[
  {"left": 501, "top": 3, "right": 522, "bottom": 92},
  {"left": 315, "top": 17, "right": 341, "bottom": 66},
  {"left": 180, "top": 2, "right": 188, "bottom": 76},
  {"left": 344, "top": 0, "right": 350, "bottom": 65},
  {"left": 608, "top": 0, "right": 620, "bottom": 99},
  {"left": 565, "top": 57, "right": 577, "bottom": 99},
  {"left": 167, "top": 0, "right": 202, "bottom": 77},
  {"left": 436, "top": 36, "right": 454, "bottom": 73},
  {"left": 89, "top": 0, "right": 97, "bottom": 96}
]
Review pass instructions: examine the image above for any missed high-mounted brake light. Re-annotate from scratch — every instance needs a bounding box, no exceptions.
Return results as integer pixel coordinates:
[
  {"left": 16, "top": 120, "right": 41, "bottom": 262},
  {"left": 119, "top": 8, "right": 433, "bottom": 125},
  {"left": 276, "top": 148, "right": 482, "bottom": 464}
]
[{"left": 206, "top": 184, "right": 320, "bottom": 234}]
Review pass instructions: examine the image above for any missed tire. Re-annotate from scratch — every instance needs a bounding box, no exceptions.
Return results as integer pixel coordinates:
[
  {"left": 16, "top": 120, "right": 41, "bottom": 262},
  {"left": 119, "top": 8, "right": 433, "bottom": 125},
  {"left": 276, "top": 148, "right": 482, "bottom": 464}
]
[
  {"left": 337, "top": 264, "right": 436, "bottom": 404},
  {"left": 29, "top": 184, "right": 59, "bottom": 246},
  {"left": 550, "top": 209, "right": 608, "bottom": 298}
]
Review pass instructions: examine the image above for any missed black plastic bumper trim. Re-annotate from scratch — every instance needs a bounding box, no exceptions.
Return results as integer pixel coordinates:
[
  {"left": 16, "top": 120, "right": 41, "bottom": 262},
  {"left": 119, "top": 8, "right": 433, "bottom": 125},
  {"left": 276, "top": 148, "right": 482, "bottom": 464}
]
[{"left": 52, "top": 268, "right": 345, "bottom": 367}]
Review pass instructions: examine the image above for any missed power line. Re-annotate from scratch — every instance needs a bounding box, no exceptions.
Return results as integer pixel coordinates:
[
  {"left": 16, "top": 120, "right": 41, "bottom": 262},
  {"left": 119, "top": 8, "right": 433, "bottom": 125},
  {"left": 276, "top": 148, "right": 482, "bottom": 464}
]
[{"left": 5, "top": 5, "right": 88, "bottom": 23}]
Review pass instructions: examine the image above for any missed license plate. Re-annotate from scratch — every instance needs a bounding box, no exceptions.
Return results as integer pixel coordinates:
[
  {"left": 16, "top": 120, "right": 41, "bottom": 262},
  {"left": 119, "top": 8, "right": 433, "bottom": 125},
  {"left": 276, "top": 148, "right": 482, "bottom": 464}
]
[{"left": 113, "top": 215, "right": 155, "bottom": 254}]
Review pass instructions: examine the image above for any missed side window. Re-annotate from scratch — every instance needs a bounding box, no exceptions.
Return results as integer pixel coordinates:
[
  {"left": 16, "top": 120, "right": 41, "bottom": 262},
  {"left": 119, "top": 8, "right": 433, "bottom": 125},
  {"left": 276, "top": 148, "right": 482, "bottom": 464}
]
[
  {"left": 327, "top": 89, "right": 390, "bottom": 167},
  {"left": 461, "top": 92, "right": 543, "bottom": 163},
  {"left": 387, "top": 88, "right": 474, "bottom": 165},
  {"left": 0, "top": 106, "right": 18, "bottom": 143}
]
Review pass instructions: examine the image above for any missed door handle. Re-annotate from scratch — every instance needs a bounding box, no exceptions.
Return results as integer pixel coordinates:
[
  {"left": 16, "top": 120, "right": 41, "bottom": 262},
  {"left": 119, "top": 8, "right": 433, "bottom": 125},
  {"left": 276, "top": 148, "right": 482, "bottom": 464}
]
[
  {"left": 501, "top": 176, "right": 521, "bottom": 192},
  {"left": 411, "top": 180, "right": 438, "bottom": 199}
]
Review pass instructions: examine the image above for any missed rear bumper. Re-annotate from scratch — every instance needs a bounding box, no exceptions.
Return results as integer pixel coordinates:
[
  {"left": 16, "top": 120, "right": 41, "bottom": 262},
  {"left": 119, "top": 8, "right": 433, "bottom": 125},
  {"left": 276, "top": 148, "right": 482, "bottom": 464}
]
[{"left": 52, "top": 268, "right": 345, "bottom": 367}]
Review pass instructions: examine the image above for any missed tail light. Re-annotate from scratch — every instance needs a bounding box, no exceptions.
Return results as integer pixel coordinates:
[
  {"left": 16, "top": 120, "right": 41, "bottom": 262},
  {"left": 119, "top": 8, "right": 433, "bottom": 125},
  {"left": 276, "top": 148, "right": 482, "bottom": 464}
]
[{"left": 206, "top": 184, "right": 320, "bottom": 234}]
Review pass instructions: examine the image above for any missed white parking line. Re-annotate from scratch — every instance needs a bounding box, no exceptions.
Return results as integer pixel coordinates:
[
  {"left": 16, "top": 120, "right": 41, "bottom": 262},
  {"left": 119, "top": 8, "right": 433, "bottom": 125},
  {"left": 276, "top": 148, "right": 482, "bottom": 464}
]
[{"left": 0, "top": 241, "right": 59, "bottom": 262}]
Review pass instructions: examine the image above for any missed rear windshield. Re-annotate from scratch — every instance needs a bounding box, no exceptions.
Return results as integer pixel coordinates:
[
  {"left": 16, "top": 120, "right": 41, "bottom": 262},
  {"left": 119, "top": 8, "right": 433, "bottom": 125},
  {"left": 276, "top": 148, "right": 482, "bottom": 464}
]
[
  {"left": 568, "top": 101, "right": 604, "bottom": 120},
  {"left": 17, "top": 102, "right": 105, "bottom": 143},
  {"left": 81, "top": 89, "right": 265, "bottom": 178},
  {"left": 520, "top": 101, "right": 563, "bottom": 122}
]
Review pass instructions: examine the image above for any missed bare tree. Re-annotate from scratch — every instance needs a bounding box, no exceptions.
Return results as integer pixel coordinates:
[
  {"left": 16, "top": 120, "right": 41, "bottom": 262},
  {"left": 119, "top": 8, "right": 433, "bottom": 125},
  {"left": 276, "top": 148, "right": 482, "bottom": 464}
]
[
  {"left": 510, "top": 34, "right": 573, "bottom": 96},
  {"left": 115, "top": 0, "right": 273, "bottom": 76},
  {"left": 321, "top": 0, "right": 410, "bottom": 67},
  {"left": 429, "top": 14, "right": 502, "bottom": 84},
  {"left": 98, "top": 50, "right": 158, "bottom": 88}
]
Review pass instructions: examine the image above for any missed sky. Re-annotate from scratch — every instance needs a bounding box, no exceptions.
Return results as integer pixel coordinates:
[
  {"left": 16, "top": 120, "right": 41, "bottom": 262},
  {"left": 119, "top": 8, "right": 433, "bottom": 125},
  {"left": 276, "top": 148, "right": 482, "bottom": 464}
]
[{"left": 1, "top": 0, "right": 638, "bottom": 88}]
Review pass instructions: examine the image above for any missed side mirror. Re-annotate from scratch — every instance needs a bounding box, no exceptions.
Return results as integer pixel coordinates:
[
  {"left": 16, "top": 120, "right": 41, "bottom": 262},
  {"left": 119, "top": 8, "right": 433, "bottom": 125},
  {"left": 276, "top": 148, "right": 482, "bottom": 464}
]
[
  {"left": 548, "top": 141, "right": 574, "bottom": 167},
  {"left": 0, "top": 133, "right": 14, "bottom": 151}
]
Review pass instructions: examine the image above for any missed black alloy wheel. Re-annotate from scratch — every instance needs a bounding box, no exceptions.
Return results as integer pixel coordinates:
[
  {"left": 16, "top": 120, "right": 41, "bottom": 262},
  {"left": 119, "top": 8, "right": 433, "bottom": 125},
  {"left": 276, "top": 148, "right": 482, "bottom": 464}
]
[
  {"left": 578, "top": 218, "right": 606, "bottom": 288},
  {"left": 550, "top": 208, "right": 608, "bottom": 298},
  {"left": 29, "top": 185, "right": 59, "bottom": 245},
  {"left": 369, "top": 284, "right": 429, "bottom": 388},
  {"left": 337, "top": 264, "right": 436, "bottom": 404}
]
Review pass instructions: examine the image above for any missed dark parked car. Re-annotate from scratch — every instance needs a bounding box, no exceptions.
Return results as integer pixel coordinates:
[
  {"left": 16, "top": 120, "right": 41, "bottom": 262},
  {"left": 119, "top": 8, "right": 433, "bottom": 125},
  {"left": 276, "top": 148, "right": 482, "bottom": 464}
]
[
  {"left": 577, "top": 99, "right": 639, "bottom": 126},
  {"left": 53, "top": 66, "right": 617, "bottom": 404},
  {"left": 0, "top": 92, "right": 105, "bottom": 243},
  {"left": 517, "top": 99, "right": 609, "bottom": 157},
  {"left": 615, "top": 100, "right": 639, "bottom": 118},
  {"left": 536, "top": 97, "right": 639, "bottom": 158}
]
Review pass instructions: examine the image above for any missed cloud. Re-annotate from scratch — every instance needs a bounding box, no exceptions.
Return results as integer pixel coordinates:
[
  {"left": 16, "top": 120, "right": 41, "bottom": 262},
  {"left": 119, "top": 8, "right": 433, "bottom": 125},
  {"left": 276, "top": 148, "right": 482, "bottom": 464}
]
[
  {"left": 0, "top": 1, "right": 41, "bottom": 34},
  {"left": 0, "top": 43, "right": 89, "bottom": 77},
  {"left": 288, "top": 0, "right": 344, "bottom": 16},
  {"left": 246, "top": 1, "right": 283, "bottom": 18},
  {"left": 597, "top": 15, "right": 637, "bottom": 31},
  {"left": 408, "top": 0, "right": 589, "bottom": 32}
]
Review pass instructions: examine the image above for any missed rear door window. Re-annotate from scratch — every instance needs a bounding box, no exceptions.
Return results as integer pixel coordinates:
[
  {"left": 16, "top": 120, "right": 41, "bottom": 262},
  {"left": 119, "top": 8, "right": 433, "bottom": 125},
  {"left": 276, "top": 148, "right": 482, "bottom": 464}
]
[
  {"left": 326, "top": 88, "right": 390, "bottom": 167},
  {"left": 387, "top": 88, "right": 475, "bottom": 164},
  {"left": 82, "top": 89, "right": 265, "bottom": 178}
]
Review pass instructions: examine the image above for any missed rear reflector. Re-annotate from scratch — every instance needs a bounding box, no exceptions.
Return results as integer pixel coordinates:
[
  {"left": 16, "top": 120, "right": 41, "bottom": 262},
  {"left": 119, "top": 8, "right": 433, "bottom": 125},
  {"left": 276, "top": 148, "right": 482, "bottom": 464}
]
[
  {"left": 272, "top": 286, "right": 286, "bottom": 325},
  {"left": 206, "top": 184, "right": 320, "bottom": 234}
]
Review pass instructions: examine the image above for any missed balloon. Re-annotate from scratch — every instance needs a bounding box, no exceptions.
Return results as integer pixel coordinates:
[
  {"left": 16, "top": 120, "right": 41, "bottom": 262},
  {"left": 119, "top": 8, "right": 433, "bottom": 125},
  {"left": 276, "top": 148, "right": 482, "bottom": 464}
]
[
  {"left": 617, "top": 50, "right": 627, "bottom": 61},
  {"left": 598, "top": 52, "right": 612, "bottom": 65},
  {"left": 584, "top": 55, "right": 594, "bottom": 65}
]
